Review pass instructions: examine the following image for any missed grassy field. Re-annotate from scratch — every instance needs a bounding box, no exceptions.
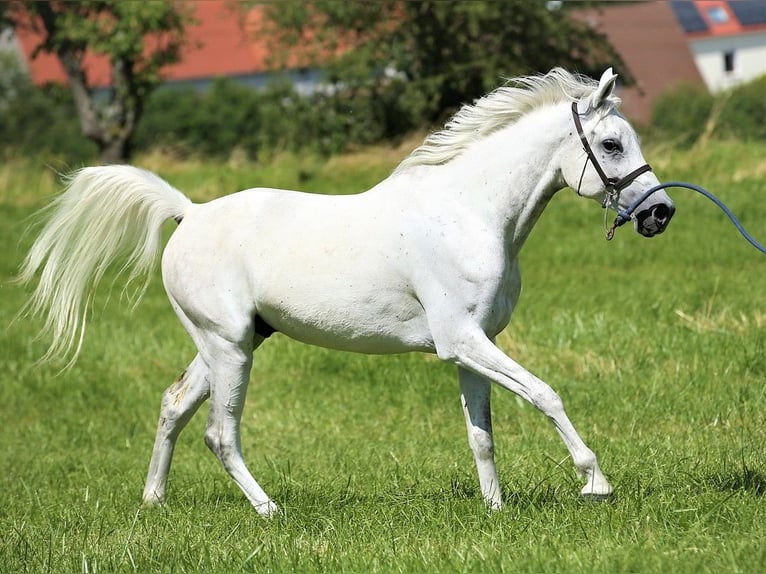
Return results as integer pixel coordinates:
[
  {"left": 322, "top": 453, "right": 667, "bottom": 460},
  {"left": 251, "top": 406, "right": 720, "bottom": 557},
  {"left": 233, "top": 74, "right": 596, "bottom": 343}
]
[{"left": 2, "top": 138, "right": 766, "bottom": 573}]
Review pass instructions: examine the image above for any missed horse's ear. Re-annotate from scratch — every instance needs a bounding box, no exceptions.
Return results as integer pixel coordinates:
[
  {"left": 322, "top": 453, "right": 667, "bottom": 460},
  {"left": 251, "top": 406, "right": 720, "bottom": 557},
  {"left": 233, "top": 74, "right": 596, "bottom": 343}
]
[{"left": 590, "top": 68, "right": 618, "bottom": 111}]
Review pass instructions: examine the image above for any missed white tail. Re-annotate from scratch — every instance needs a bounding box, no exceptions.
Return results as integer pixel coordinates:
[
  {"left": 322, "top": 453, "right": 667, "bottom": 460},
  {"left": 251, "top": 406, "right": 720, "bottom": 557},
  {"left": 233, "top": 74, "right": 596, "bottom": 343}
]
[{"left": 17, "top": 165, "right": 193, "bottom": 366}]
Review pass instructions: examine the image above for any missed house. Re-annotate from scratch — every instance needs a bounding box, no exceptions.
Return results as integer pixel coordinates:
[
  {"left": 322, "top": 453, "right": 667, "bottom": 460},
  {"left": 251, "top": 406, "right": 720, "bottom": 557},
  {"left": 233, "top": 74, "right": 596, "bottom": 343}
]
[
  {"left": 578, "top": 0, "right": 766, "bottom": 123},
  {"left": 8, "top": 1, "right": 324, "bottom": 95},
  {"left": 676, "top": 0, "right": 766, "bottom": 92}
]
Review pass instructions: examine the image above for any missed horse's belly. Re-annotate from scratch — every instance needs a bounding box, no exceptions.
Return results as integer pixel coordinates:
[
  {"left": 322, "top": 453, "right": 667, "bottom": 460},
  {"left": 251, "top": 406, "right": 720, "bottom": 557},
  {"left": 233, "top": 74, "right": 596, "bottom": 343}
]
[{"left": 256, "top": 286, "right": 435, "bottom": 354}]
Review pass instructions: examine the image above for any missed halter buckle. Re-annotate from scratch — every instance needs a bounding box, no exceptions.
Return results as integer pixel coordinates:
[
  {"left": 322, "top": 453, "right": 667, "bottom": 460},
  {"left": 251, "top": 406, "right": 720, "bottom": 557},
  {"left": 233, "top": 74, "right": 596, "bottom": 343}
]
[{"left": 601, "top": 181, "right": 619, "bottom": 209}]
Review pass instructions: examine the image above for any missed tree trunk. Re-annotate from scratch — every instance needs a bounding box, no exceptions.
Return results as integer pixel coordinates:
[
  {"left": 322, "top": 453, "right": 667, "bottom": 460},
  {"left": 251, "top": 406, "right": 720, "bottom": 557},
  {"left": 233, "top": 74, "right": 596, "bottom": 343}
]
[
  {"left": 35, "top": 1, "right": 135, "bottom": 164},
  {"left": 98, "top": 137, "right": 130, "bottom": 164}
]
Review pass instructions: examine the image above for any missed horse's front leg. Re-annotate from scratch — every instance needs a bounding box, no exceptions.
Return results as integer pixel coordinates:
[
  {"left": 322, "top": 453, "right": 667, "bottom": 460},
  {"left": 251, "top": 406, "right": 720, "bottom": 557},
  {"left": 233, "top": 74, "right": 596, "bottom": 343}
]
[
  {"left": 459, "top": 367, "right": 502, "bottom": 509},
  {"left": 442, "top": 328, "right": 613, "bottom": 501}
]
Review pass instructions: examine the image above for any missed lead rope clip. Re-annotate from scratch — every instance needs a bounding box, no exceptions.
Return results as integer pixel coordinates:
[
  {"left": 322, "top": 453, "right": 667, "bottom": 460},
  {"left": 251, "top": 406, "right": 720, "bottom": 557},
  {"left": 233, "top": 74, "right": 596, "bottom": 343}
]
[{"left": 602, "top": 187, "right": 619, "bottom": 240}]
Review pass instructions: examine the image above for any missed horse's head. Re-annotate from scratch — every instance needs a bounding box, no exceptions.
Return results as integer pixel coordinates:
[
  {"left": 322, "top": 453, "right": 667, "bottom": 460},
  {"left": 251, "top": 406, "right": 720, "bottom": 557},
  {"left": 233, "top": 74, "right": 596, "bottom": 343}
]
[{"left": 561, "top": 69, "right": 674, "bottom": 238}]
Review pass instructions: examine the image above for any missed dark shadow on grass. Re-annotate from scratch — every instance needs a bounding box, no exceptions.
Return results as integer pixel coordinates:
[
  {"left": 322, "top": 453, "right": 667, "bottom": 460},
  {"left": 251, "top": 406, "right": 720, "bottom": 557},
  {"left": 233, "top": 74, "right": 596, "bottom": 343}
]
[
  {"left": 162, "top": 472, "right": 610, "bottom": 515},
  {"left": 450, "top": 475, "right": 584, "bottom": 509},
  {"left": 708, "top": 465, "right": 766, "bottom": 496}
]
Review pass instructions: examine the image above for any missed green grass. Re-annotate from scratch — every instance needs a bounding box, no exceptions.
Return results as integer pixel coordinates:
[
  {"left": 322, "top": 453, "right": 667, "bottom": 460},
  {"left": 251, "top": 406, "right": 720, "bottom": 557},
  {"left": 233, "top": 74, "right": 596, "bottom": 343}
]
[{"left": 2, "top": 140, "right": 766, "bottom": 572}]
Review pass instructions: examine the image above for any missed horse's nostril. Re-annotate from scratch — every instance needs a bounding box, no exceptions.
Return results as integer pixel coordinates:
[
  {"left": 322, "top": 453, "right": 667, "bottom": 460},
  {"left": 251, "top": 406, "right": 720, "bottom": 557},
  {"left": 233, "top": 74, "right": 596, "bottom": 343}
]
[{"left": 652, "top": 203, "right": 674, "bottom": 225}]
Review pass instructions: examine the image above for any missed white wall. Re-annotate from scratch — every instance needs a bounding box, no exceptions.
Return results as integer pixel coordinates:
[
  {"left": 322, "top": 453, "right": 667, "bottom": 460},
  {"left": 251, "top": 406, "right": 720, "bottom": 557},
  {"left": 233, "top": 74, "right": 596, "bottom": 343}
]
[{"left": 690, "top": 31, "right": 766, "bottom": 92}]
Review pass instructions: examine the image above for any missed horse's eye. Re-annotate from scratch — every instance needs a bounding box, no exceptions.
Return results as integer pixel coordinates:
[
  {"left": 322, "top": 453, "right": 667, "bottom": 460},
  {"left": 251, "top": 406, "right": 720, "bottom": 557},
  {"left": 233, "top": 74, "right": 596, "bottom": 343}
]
[{"left": 602, "top": 139, "right": 622, "bottom": 153}]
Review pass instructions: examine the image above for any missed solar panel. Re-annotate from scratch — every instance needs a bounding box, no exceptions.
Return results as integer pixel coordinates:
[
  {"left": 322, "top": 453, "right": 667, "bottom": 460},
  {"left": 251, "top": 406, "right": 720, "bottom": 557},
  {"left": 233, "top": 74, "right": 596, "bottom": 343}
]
[
  {"left": 728, "top": 0, "right": 766, "bottom": 27},
  {"left": 670, "top": 1, "right": 708, "bottom": 33}
]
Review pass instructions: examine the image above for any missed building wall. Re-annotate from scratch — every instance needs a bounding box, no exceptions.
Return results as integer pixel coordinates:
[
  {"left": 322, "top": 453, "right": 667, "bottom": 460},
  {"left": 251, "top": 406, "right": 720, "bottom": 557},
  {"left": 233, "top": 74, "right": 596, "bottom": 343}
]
[
  {"left": 575, "top": 2, "right": 704, "bottom": 124},
  {"left": 689, "top": 31, "right": 766, "bottom": 91}
]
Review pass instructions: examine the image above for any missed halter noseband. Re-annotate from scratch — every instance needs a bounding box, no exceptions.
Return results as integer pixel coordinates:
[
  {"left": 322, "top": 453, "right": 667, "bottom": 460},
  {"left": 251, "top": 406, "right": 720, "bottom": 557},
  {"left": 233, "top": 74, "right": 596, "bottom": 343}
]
[{"left": 571, "top": 102, "right": 652, "bottom": 206}]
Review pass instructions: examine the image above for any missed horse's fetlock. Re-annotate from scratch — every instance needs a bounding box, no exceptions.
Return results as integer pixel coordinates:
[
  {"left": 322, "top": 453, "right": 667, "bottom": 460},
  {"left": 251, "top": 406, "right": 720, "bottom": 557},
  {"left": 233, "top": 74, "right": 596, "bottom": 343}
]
[
  {"left": 467, "top": 427, "right": 494, "bottom": 459},
  {"left": 574, "top": 449, "right": 598, "bottom": 475}
]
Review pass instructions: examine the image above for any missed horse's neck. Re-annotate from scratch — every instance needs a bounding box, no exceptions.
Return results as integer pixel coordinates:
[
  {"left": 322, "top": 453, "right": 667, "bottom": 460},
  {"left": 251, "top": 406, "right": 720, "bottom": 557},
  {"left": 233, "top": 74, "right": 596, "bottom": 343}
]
[{"left": 425, "top": 105, "right": 569, "bottom": 254}]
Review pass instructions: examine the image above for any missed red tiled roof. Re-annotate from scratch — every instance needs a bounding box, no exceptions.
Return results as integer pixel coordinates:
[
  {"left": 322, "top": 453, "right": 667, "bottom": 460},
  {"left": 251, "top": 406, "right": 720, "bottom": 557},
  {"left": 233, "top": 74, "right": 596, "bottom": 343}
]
[
  {"left": 693, "top": 0, "right": 743, "bottom": 36},
  {"left": 16, "top": 1, "right": 277, "bottom": 87},
  {"left": 674, "top": 0, "right": 766, "bottom": 38}
]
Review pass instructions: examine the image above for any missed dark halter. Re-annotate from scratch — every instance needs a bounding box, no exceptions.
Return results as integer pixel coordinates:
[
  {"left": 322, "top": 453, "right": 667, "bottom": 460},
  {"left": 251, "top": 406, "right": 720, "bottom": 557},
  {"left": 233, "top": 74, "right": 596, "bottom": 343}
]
[{"left": 571, "top": 102, "right": 652, "bottom": 202}]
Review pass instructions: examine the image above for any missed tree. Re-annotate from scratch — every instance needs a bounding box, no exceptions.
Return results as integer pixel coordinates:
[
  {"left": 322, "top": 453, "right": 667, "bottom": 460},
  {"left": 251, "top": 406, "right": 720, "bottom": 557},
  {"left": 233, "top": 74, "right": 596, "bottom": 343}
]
[
  {"left": 259, "top": 1, "right": 628, "bottom": 125},
  {"left": 2, "top": 1, "right": 194, "bottom": 163}
]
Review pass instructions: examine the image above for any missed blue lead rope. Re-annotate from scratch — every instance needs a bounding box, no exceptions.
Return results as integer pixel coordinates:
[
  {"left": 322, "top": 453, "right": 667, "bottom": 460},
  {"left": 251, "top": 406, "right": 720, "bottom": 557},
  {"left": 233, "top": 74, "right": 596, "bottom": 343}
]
[{"left": 608, "top": 181, "right": 766, "bottom": 255}]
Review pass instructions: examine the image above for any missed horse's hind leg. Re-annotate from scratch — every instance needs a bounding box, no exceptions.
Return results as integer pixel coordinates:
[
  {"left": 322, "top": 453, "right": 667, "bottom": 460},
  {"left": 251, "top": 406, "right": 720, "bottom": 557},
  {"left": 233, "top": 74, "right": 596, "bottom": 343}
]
[
  {"left": 459, "top": 367, "right": 502, "bottom": 509},
  {"left": 143, "top": 354, "right": 210, "bottom": 506},
  {"left": 202, "top": 333, "right": 278, "bottom": 517}
]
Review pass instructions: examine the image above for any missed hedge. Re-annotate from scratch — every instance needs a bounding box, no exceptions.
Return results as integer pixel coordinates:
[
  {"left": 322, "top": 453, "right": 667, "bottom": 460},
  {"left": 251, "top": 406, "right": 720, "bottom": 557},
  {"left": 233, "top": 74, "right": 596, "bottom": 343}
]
[
  {"left": 2, "top": 54, "right": 766, "bottom": 163},
  {"left": 651, "top": 74, "right": 766, "bottom": 148}
]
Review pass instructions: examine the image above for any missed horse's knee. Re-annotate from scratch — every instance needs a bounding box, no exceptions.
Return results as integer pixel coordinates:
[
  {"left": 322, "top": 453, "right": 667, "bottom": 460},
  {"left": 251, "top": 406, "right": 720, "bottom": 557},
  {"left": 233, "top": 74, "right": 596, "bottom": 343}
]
[{"left": 530, "top": 385, "right": 564, "bottom": 415}]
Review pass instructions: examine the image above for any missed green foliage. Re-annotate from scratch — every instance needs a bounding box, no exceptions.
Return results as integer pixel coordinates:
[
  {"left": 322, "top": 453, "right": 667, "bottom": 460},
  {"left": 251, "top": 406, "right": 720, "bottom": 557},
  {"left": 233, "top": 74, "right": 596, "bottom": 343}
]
[
  {"left": 134, "top": 77, "right": 413, "bottom": 158},
  {"left": 137, "top": 79, "right": 263, "bottom": 158},
  {"left": 261, "top": 0, "right": 627, "bottom": 124},
  {"left": 651, "top": 75, "right": 766, "bottom": 148},
  {"left": 0, "top": 0, "right": 626, "bottom": 161},
  {"left": 11, "top": 0, "right": 191, "bottom": 96},
  {"left": 715, "top": 74, "right": 766, "bottom": 141},
  {"left": 651, "top": 83, "right": 714, "bottom": 147},
  {"left": 0, "top": 53, "right": 96, "bottom": 163},
  {"left": 0, "top": 67, "right": 403, "bottom": 162},
  {"left": 4, "top": 0, "right": 194, "bottom": 162}
]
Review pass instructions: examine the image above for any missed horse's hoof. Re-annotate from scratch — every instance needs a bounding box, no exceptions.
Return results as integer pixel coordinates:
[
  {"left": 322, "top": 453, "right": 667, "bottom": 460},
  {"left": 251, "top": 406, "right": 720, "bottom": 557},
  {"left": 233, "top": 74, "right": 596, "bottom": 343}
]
[
  {"left": 580, "top": 491, "right": 613, "bottom": 503},
  {"left": 255, "top": 500, "right": 280, "bottom": 518},
  {"left": 141, "top": 494, "right": 166, "bottom": 508}
]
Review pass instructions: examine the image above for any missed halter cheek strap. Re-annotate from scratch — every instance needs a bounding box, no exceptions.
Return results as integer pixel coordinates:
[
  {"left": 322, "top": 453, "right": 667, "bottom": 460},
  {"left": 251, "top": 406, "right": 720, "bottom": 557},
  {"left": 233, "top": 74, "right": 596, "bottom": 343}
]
[{"left": 571, "top": 102, "right": 652, "bottom": 202}]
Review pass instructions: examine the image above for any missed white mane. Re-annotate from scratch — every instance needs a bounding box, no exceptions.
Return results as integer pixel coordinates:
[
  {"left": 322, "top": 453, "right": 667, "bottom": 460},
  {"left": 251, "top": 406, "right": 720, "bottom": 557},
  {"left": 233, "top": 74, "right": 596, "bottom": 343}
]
[{"left": 395, "top": 67, "right": 619, "bottom": 174}]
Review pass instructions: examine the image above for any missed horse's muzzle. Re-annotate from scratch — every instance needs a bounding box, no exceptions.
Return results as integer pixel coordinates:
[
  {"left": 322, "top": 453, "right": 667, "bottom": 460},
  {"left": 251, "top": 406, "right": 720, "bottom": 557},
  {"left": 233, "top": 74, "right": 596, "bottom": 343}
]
[{"left": 635, "top": 203, "right": 675, "bottom": 237}]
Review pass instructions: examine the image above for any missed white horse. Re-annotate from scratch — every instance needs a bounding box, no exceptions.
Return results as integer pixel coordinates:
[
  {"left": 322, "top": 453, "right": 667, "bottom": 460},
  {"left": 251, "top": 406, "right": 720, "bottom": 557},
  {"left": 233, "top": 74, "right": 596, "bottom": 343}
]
[{"left": 19, "top": 68, "right": 674, "bottom": 516}]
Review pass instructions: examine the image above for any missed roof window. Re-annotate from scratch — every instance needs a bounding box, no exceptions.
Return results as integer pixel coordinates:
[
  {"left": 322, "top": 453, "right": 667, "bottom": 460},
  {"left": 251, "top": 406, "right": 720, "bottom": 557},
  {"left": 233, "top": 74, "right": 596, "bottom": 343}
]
[{"left": 706, "top": 6, "right": 730, "bottom": 24}]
